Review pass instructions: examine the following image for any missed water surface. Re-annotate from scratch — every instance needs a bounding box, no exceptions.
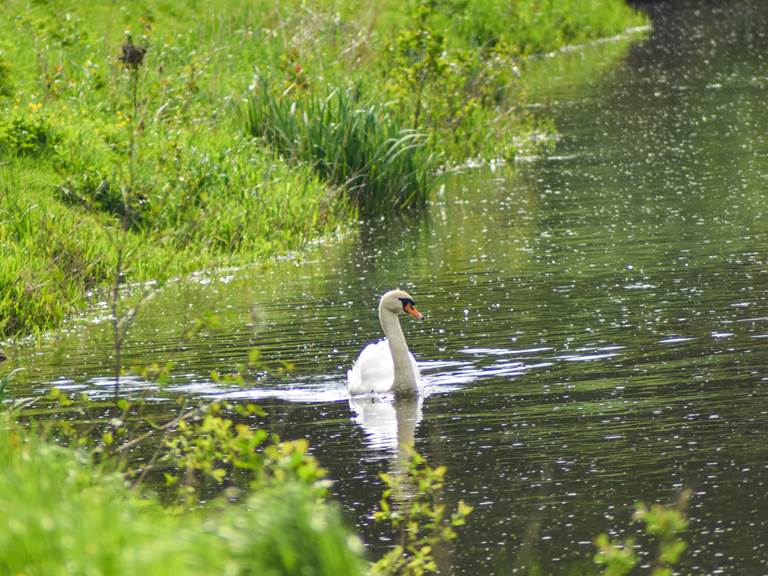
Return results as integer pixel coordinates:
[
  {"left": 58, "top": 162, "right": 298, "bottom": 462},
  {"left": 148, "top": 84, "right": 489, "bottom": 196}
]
[{"left": 6, "top": 1, "right": 768, "bottom": 573}]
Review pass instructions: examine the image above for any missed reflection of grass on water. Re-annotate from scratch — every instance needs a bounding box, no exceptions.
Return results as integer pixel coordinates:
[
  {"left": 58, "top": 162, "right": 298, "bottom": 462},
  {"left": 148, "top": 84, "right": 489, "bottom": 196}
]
[{"left": 522, "top": 27, "right": 649, "bottom": 99}]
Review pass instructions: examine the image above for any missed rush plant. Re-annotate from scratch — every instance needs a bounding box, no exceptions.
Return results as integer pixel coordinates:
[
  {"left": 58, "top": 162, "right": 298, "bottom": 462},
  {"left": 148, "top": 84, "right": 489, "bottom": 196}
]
[{"left": 245, "top": 81, "right": 436, "bottom": 215}]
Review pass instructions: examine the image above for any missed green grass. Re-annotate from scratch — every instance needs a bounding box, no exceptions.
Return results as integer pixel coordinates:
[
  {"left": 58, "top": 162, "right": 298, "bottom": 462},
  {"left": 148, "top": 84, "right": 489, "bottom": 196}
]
[
  {"left": 0, "top": 0, "right": 648, "bottom": 339},
  {"left": 437, "top": 0, "right": 648, "bottom": 55},
  {"left": 0, "top": 423, "right": 365, "bottom": 576},
  {"left": 0, "top": 119, "right": 341, "bottom": 337}
]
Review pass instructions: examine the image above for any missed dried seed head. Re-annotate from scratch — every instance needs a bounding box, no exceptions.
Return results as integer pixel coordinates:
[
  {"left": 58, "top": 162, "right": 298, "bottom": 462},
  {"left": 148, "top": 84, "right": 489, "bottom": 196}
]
[{"left": 119, "top": 38, "right": 147, "bottom": 68}]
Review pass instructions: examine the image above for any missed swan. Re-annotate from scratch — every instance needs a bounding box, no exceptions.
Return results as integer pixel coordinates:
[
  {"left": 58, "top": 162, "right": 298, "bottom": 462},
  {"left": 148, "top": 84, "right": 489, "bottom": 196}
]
[{"left": 347, "top": 289, "right": 423, "bottom": 397}]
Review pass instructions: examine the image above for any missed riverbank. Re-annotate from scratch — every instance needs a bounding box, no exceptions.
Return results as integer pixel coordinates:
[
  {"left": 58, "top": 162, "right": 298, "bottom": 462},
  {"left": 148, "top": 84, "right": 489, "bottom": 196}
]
[
  {"left": 0, "top": 418, "right": 366, "bottom": 575},
  {"left": 0, "top": 0, "right": 647, "bottom": 339}
]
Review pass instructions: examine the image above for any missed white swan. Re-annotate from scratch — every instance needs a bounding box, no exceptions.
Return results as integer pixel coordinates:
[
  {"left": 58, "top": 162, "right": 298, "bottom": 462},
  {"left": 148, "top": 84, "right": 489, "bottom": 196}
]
[{"left": 347, "top": 289, "right": 423, "bottom": 397}]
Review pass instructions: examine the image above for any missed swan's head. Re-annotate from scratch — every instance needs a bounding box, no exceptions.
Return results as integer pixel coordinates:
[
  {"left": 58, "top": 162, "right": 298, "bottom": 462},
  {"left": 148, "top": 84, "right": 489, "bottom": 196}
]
[{"left": 379, "top": 289, "right": 423, "bottom": 320}]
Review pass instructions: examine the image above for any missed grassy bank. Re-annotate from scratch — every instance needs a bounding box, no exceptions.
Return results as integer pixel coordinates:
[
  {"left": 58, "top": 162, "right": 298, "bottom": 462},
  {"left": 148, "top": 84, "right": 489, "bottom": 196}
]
[
  {"left": 0, "top": 0, "right": 647, "bottom": 339},
  {"left": 0, "top": 422, "right": 365, "bottom": 576}
]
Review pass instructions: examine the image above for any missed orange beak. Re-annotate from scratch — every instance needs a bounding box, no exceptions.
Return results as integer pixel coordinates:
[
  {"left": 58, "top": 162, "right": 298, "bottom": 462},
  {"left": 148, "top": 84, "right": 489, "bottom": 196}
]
[{"left": 404, "top": 302, "right": 423, "bottom": 320}]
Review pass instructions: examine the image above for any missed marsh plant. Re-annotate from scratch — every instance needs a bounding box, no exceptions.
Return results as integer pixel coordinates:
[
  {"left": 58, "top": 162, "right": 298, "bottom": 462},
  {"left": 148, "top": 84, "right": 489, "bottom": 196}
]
[{"left": 246, "top": 80, "right": 435, "bottom": 215}]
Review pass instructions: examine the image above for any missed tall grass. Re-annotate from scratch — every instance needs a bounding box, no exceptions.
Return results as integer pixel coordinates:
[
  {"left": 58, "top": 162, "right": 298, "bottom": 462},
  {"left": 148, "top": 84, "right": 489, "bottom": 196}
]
[
  {"left": 0, "top": 424, "right": 365, "bottom": 576},
  {"left": 0, "top": 126, "right": 340, "bottom": 339},
  {"left": 246, "top": 81, "right": 436, "bottom": 215},
  {"left": 0, "top": 165, "right": 117, "bottom": 337}
]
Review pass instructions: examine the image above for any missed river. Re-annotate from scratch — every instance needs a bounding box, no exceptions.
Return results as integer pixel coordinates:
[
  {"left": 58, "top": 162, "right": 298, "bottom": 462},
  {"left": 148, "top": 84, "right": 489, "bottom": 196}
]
[{"left": 6, "top": 1, "right": 768, "bottom": 573}]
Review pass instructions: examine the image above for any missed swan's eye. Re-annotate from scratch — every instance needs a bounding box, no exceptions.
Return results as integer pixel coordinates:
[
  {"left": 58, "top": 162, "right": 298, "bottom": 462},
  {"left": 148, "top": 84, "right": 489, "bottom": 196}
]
[{"left": 398, "top": 297, "right": 416, "bottom": 309}]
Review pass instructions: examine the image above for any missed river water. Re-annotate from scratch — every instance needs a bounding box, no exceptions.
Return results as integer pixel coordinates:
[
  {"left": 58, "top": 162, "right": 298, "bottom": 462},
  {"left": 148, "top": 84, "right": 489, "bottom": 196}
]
[{"left": 6, "top": 1, "right": 768, "bottom": 573}]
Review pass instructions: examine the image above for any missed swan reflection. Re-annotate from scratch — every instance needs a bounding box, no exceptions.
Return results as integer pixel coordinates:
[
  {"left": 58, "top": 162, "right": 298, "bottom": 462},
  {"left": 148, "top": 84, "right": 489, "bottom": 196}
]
[
  {"left": 349, "top": 394, "right": 422, "bottom": 453},
  {"left": 349, "top": 394, "right": 424, "bottom": 510}
]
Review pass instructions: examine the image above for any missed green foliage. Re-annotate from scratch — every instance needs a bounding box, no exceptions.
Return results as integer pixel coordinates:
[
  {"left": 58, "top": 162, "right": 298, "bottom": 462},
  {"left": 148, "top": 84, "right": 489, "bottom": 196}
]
[
  {"left": 246, "top": 80, "right": 435, "bottom": 215},
  {"left": 215, "top": 483, "right": 366, "bottom": 576},
  {"left": 385, "top": 0, "right": 450, "bottom": 131},
  {"left": 593, "top": 533, "right": 639, "bottom": 576},
  {"left": 594, "top": 491, "right": 691, "bottom": 576},
  {"left": 382, "top": 0, "right": 525, "bottom": 159},
  {"left": 0, "top": 112, "right": 60, "bottom": 158},
  {"left": 164, "top": 400, "right": 329, "bottom": 504},
  {"left": 372, "top": 448, "right": 473, "bottom": 576},
  {"left": 633, "top": 497, "right": 690, "bottom": 576},
  {"left": 0, "top": 423, "right": 365, "bottom": 576},
  {"left": 0, "top": 55, "right": 12, "bottom": 97}
]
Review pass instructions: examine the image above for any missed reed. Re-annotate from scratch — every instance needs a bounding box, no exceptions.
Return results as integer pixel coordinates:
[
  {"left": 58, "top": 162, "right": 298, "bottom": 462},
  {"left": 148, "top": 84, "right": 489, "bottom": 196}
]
[{"left": 246, "top": 81, "right": 436, "bottom": 215}]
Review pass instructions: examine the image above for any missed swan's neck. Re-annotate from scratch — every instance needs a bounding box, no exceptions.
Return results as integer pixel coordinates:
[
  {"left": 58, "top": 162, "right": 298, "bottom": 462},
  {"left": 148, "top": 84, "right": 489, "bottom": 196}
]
[{"left": 379, "top": 307, "right": 418, "bottom": 396}]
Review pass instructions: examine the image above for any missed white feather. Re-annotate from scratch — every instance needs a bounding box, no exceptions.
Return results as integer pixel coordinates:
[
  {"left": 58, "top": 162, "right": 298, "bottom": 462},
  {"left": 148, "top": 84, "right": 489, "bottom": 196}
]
[{"left": 347, "top": 339, "right": 420, "bottom": 395}]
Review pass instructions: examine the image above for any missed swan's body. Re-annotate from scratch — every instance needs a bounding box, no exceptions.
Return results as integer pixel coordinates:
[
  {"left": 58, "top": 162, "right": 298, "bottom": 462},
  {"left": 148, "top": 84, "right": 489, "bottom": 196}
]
[
  {"left": 347, "top": 289, "right": 423, "bottom": 397},
  {"left": 347, "top": 340, "right": 420, "bottom": 395}
]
